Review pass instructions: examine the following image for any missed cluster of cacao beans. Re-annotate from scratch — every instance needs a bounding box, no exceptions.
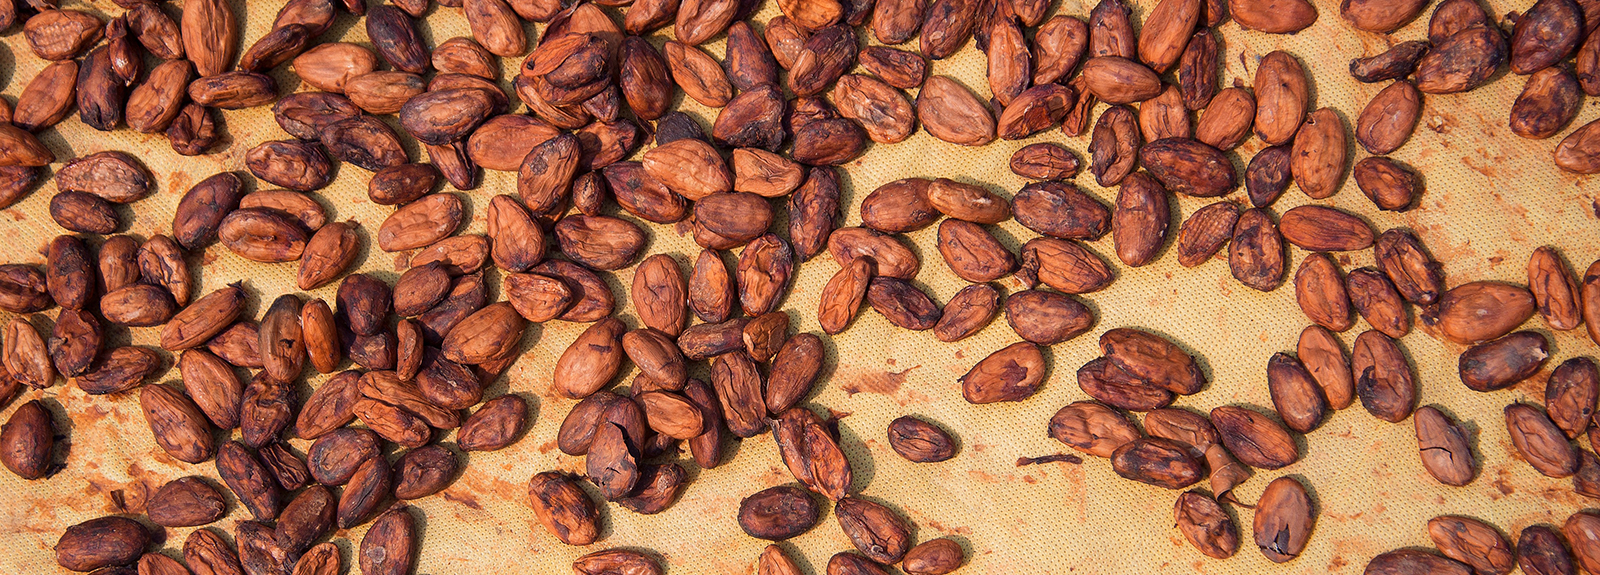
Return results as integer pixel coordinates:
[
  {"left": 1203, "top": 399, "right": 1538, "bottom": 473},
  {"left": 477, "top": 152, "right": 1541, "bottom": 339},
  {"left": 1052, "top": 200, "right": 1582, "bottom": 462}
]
[
  {"left": 1361, "top": 512, "right": 1600, "bottom": 575},
  {"left": 982, "top": 0, "right": 1600, "bottom": 570},
  {"left": 3, "top": 0, "right": 987, "bottom": 570},
  {"left": 0, "top": 0, "right": 1599, "bottom": 570}
]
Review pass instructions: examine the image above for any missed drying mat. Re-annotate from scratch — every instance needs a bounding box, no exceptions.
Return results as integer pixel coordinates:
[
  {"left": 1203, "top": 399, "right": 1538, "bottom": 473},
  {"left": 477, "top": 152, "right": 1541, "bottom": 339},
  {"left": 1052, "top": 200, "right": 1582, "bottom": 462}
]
[{"left": 2, "top": 0, "right": 1599, "bottom": 572}]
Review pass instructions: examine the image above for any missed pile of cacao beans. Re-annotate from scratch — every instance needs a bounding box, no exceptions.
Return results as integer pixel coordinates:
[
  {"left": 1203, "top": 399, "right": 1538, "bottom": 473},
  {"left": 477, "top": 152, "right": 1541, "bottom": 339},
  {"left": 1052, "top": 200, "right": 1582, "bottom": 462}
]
[{"left": 3, "top": 0, "right": 1600, "bottom": 572}]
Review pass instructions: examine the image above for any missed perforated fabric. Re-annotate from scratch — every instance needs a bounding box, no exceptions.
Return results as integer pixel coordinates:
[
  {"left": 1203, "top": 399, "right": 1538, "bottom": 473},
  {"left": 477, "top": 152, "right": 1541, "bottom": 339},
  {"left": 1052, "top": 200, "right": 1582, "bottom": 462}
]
[{"left": 1, "top": 0, "right": 1598, "bottom": 573}]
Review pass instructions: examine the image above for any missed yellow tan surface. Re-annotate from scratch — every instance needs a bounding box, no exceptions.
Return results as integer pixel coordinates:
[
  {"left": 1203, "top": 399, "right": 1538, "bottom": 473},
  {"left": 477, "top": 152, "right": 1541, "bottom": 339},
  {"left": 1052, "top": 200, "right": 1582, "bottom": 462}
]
[{"left": 1, "top": 0, "right": 1598, "bottom": 573}]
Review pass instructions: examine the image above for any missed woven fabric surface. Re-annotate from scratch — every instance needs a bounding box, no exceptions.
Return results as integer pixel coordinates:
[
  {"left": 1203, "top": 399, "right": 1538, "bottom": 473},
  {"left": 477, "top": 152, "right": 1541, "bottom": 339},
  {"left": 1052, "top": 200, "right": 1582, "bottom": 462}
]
[{"left": 1, "top": 0, "right": 1598, "bottom": 573}]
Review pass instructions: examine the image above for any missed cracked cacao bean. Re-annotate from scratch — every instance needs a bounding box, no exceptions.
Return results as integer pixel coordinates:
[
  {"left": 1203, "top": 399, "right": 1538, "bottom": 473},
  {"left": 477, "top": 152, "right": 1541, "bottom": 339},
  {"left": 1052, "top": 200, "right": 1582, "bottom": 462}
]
[{"left": 1415, "top": 405, "right": 1476, "bottom": 486}]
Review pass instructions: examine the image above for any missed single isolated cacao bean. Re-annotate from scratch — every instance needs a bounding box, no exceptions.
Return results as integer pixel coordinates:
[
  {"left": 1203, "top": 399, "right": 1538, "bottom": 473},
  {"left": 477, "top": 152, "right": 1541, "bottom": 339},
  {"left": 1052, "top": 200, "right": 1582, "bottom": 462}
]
[
  {"left": 1416, "top": 26, "right": 1508, "bottom": 94},
  {"left": 1140, "top": 138, "right": 1237, "bottom": 197},
  {"left": 1547, "top": 357, "right": 1600, "bottom": 438},
  {"left": 1210, "top": 405, "right": 1297, "bottom": 469},
  {"left": 1231, "top": 0, "right": 1316, "bottom": 33},
  {"left": 183, "top": 529, "right": 240, "bottom": 575},
  {"left": 392, "top": 444, "right": 459, "bottom": 500},
  {"left": 1506, "top": 403, "right": 1578, "bottom": 478},
  {"left": 1279, "top": 205, "right": 1373, "bottom": 252},
  {"left": 359, "top": 507, "right": 416, "bottom": 575},
  {"left": 1020, "top": 237, "right": 1114, "bottom": 294},
  {"left": 738, "top": 485, "right": 821, "bottom": 540},
  {"left": 1512, "top": 67, "right": 1584, "bottom": 139},
  {"left": 182, "top": 0, "right": 238, "bottom": 77},
  {"left": 216, "top": 441, "right": 283, "bottom": 520},
  {"left": 1364, "top": 550, "right": 1473, "bottom": 575},
  {"left": 1517, "top": 525, "right": 1575, "bottom": 575},
  {"left": 1356, "top": 80, "right": 1422, "bottom": 155},
  {"left": 917, "top": 76, "right": 996, "bottom": 146},
  {"left": 1253, "top": 476, "right": 1315, "bottom": 563},
  {"left": 47, "top": 309, "right": 100, "bottom": 379},
  {"left": 1414, "top": 405, "right": 1477, "bottom": 487},
  {"left": 1080, "top": 357, "right": 1173, "bottom": 411},
  {"left": 1100, "top": 328, "right": 1205, "bottom": 395},
  {"left": 1111, "top": 437, "right": 1204, "bottom": 489},
  {"left": 772, "top": 406, "right": 853, "bottom": 500},
  {"left": 0, "top": 400, "right": 54, "bottom": 480},
  {"left": 887, "top": 416, "right": 957, "bottom": 462},
  {"left": 1245, "top": 145, "right": 1293, "bottom": 208},
  {"left": 1013, "top": 182, "right": 1111, "bottom": 240},
  {"left": 75, "top": 346, "right": 161, "bottom": 395},
  {"left": 1289, "top": 108, "right": 1349, "bottom": 200},
  {"left": 1193, "top": 88, "right": 1255, "bottom": 150},
  {"left": 1509, "top": 0, "right": 1584, "bottom": 75},
  {"left": 903, "top": 538, "right": 966, "bottom": 575},
  {"left": 179, "top": 349, "right": 246, "bottom": 430},
  {"left": 1254, "top": 51, "right": 1309, "bottom": 145},
  {"left": 868, "top": 278, "right": 942, "bottom": 331},
  {"left": 1005, "top": 290, "right": 1093, "bottom": 345},
  {"left": 1351, "top": 41, "right": 1431, "bottom": 83},
  {"left": 1112, "top": 173, "right": 1170, "bottom": 267},
  {"left": 714, "top": 352, "right": 769, "bottom": 438},
  {"left": 1527, "top": 246, "right": 1585, "bottom": 332},
  {"left": 1230, "top": 208, "right": 1285, "bottom": 291},
  {"left": 1176, "top": 491, "right": 1239, "bottom": 559},
  {"left": 1423, "top": 282, "right": 1537, "bottom": 345},
  {"left": 1566, "top": 512, "right": 1600, "bottom": 574},
  {"left": 1459, "top": 331, "right": 1550, "bottom": 392},
  {"left": 1428, "top": 515, "right": 1515, "bottom": 575},
  {"left": 1353, "top": 330, "right": 1416, "bottom": 422},
  {"left": 1200, "top": 445, "right": 1251, "bottom": 491},
  {"left": 1354, "top": 157, "right": 1420, "bottom": 211},
  {"left": 1294, "top": 253, "right": 1352, "bottom": 331},
  {"left": 1267, "top": 352, "right": 1327, "bottom": 433},
  {"left": 835, "top": 496, "right": 912, "bottom": 564},
  {"left": 1341, "top": 0, "right": 1428, "bottom": 32},
  {"left": 1091, "top": 106, "right": 1141, "bottom": 187},
  {"left": 1299, "top": 325, "right": 1354, "bottom": 409},
  {"left": 573, "top": 550, "right": 662, "bottom": 575},
  {"left": 55, "top": 516, "right": 150, "bottom": 572},
  {"left": 1010, "top": 143, "right": 1081, "bottom": 180},
  {"left": 1174, "top": 26, "right": 1222, "bottom": 105},
  {"left": 1049, "top": 400, "right": 1140, "bottom": 457}
]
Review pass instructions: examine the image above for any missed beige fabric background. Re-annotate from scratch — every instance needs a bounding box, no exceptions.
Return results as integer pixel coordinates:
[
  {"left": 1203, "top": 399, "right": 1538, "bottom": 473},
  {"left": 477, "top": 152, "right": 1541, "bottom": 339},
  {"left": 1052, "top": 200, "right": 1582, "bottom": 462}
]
[{"left": 1, "top": 0, "right": 1598, "bottom": 572}]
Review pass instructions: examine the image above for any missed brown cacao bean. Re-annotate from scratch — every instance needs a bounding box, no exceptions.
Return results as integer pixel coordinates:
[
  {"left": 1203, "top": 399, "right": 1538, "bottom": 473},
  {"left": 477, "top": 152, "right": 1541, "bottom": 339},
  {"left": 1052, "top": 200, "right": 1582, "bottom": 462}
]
[
  {"left": 1211, "top": 405, "right": 1297, "bottom": 469},
  {"left": 1459, "top": 331, "right": 1550, "bottom": 392},
  {"left": 963, "top": 342, "right": 1047, "bottom": 404},
  {"left": 1253, "top": 476, "right": 1315, "bottom": 563},
  {"left": 1049, "top": 400, "right": 1139, "bottom": 457},
  {"left": 1415, "top": 405, "right": 1477, "bottom": 486}
]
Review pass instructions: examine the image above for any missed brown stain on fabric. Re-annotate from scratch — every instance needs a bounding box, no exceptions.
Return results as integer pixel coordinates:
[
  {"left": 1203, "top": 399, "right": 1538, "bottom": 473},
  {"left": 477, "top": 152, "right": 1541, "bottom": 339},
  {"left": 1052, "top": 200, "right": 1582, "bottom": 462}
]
[
  {"left": 842, "top": 365, "right": 919, "bottom": 396},
  {"left": 442, "top": 490, "right": 483, "bottom": 510},
  {"left": 459, "top": 471, "right": 529, "bottom": 507},
  {"left": 967, "top": 469, "right": 1016, "bottom": 484},
  {"left": 923, "top": 518, "right": 973, "bottom": 535},
  {"left": 167, "top": 171, "right": 191, "bottom": 198},
  {"left": 757, "top": 465, "right": 789, "bottom": 487},
  {"left": 1493, "top": 468, "right": 1517, "bottom": 497}
]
